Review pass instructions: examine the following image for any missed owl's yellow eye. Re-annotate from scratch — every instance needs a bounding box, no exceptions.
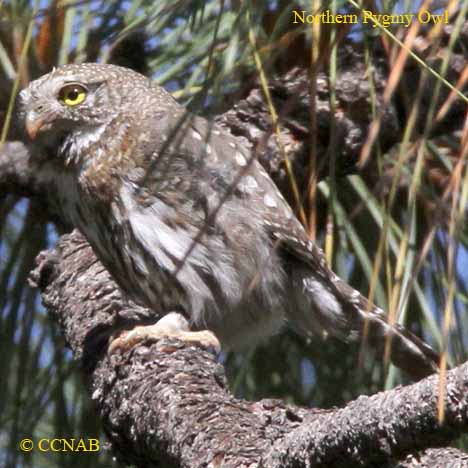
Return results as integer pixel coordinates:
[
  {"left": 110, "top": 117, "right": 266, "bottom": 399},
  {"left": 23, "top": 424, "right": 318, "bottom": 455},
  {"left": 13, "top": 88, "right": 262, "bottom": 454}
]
[{"left": 58, "top": 84, "right": 87, "bottom": 106}]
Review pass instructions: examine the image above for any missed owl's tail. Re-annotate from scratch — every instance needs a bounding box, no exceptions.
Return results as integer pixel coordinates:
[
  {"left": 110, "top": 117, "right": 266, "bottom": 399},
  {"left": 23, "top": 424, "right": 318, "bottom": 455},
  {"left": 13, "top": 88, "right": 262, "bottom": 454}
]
[
  {"left": 292, "top": 273, "right": 440, "bottom": 380},
  {"left": 344, "top": 302, "right": 440, "bottom": 379}
]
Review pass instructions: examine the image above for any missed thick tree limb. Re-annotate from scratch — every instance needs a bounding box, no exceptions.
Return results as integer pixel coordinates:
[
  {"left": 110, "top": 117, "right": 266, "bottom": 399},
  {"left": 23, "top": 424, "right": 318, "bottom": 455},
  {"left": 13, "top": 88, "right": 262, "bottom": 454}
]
[
  {"left": 30, "top": 230, "right": 468, "bottom": 467},
  {"left": 0, "top": 141, "right": 67, "bottom": 226},
  {"left": 0, "top": 142, "right": 39, "bottom": 198}
]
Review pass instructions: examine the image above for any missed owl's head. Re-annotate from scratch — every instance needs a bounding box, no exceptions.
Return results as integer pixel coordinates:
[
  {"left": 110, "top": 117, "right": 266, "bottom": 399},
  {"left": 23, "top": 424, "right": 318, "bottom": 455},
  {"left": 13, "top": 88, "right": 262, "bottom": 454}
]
[{"left": 18, "top": 63, "right": 156, "bottom": 153}]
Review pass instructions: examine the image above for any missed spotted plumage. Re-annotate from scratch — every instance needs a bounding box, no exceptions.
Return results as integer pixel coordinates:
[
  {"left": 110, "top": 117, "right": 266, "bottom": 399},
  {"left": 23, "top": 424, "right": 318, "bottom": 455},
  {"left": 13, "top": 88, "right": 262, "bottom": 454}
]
[{"left": 18, "top": 63, "right": 439, "bottom": 378}]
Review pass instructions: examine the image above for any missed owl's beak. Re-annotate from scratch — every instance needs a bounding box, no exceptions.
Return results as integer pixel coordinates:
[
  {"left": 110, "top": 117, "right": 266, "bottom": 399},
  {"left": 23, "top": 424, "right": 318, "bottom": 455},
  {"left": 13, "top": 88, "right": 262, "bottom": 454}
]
[{"left": 25, "top": 110, "right": 53, "bottom": 140}]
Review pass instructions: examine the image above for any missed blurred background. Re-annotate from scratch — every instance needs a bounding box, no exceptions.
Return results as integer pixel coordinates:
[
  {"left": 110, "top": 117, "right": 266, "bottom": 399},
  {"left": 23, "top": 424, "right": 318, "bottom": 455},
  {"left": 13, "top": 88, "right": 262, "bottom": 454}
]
[{"left": 1, "top": 0, "right": 467, "bottom": 466}]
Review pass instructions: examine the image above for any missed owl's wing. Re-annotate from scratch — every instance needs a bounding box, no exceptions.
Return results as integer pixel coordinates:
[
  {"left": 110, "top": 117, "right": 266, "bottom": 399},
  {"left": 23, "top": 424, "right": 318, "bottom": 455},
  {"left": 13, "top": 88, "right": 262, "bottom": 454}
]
[
  {"left": 234, "top": 151, "right": 440, "bottom": 379},
  {"left": 267, "top": 200, "right": 439, "bottom": 378},
  {"left": 173, "top": 118, "right": 439, "bottom": 378}
]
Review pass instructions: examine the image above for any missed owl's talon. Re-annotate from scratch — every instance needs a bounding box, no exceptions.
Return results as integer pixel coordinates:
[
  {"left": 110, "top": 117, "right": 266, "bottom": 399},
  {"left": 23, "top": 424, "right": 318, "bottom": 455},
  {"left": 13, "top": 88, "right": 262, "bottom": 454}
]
[{"left": 108, "top": 321, "right": 221, "bottom": 355}]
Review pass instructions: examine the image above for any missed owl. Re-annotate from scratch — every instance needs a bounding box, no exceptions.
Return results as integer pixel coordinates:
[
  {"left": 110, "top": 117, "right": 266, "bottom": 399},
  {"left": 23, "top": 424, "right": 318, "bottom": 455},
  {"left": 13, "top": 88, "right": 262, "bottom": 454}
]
[{"left": 18, "top": 63, "right": 439, "bottom": 379}]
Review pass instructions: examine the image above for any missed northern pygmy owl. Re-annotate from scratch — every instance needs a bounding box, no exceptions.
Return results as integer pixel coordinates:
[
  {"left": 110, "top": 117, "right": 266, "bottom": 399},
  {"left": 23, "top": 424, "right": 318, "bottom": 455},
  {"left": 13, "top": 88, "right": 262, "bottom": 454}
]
[{"left": 18, "top": 63, "right": 439, "bottom": 379}]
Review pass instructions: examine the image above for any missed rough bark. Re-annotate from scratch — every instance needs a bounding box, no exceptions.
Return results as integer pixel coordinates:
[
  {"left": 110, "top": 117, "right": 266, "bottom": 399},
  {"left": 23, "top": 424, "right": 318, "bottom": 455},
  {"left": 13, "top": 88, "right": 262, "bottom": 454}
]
[{"left": 29, "top": 230, "right": 468, "bottom": 468}]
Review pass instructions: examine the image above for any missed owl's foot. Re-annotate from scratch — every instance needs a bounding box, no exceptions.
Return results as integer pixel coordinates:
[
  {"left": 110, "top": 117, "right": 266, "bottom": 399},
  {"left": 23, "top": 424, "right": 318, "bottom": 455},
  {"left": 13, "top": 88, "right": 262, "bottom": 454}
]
[{"left": 109, "top": 312, "right": 221, "bottom": 354}]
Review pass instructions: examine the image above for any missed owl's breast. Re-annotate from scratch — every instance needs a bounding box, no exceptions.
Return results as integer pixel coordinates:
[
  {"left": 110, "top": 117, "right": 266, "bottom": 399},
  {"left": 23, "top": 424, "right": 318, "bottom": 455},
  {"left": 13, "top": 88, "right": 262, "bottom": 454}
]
[
  {"left": 57, "top": 171, "right": 117, "bottom": 266},
  {"left": 55, "top": 171, "right": 174, "bottom": 312}
]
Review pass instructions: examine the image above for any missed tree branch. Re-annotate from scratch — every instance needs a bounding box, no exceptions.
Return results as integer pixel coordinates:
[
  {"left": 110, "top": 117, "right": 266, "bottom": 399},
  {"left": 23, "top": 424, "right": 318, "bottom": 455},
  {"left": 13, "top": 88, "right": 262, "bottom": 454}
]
[
  {"left": 0, "top": 142, "right": 39, "bottom": 198},
  {"left": 0, "top": 141, "right": 66, "bottom": 226},
  {"left": 30, "top": 230, "right": 468, "bottom": 467}
]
